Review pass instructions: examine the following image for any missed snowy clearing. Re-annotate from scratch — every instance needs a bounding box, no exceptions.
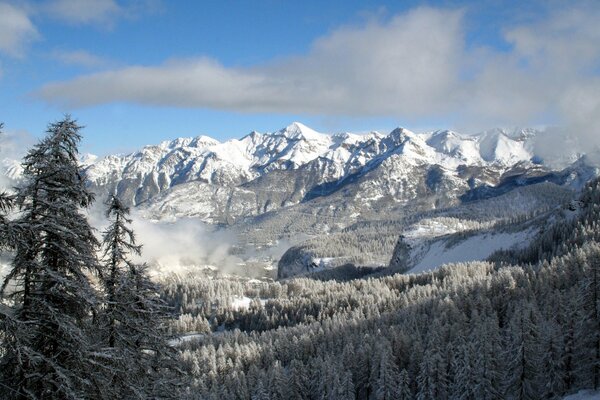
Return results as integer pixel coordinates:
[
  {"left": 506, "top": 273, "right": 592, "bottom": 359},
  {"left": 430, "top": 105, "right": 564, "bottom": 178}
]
[
  {"left": 168, "top": 333, "right": 205, "bottom": 347},
  {"left": 231, "top": 296, "right": 267, "bottom": 310},
  {"left": 409, "top": 229, "right": 533, "bottom": 273}
]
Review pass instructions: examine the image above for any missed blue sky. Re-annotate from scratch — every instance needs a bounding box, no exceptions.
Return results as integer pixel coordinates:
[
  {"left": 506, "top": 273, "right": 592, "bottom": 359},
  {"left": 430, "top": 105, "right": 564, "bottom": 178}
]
[{"left": 0, "top": 0, "right": 599, "bottom": 156}]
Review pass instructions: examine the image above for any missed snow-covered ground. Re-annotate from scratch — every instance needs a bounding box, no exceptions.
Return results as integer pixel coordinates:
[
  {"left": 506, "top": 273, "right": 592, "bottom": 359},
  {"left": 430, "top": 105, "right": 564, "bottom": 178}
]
[
  {"left": 0, "top": 261, "right": 10, "bottom": 283},
  {"left": 408, "top": 229, "right": 533, "bottom": 274},
  {"left": 564, "top": 390, "right": 600, "bottom": 399},
  {"left": 403, "top": 217, "right": 495, "bottom": 242},
  {"left": 168, "top": 333, "right": 205, "bottom": 347},
  {"left": 230, "top": 296, "right": 267, "bottom": 311}
]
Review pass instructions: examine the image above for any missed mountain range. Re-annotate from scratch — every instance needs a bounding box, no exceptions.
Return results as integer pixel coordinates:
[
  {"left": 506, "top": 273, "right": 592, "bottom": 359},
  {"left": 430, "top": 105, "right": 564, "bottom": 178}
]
[
  {"left": 82, "top": 123, "right": 588, "bottom": 219},
  {"left": 2, "top": 122, "right": 598, "bottom": 278}
]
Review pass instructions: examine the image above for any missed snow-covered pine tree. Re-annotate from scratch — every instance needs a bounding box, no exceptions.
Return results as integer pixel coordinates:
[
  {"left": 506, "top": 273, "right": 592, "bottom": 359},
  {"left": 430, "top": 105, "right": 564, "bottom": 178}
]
[
  {"left": 0, "top": 191, "right": 14, "bottom": 249},
  {"left": 574, "top": 244, "right": 600, "bottom": 390},
  {"left": 503, "top": 300, "right": 544, "bottom": 400},
  {"left": 99, "top": 195, "right": 181, "bottom": 398},
  {"left": 397, "top": 369, "right": 412, "bottom": 399},
  {"left": 374, "top": 344, "right": 403, "bottom": 400},
  {"left": 287, "top": 359, "right": 310, "bottom": 400},
  {"left": 92, "top": 195, "right": 143, "bottom": 398},
  {"left": 0, "top": 116, "right": 101, "bottom": 399},
  {"left": 0, "top": 122, "right": 16, "bottom": 283},
  {"left": 0, "top": 180, "right": 15, "bottom": 373}
]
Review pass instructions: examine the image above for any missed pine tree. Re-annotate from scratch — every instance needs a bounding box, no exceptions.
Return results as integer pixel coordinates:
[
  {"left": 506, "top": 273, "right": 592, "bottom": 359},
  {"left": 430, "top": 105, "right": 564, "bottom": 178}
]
[
  {"left": 98, "top": 195, "right": 181, "bottom": 398},
  {"left": 576, "top": 245, "right": 600, "bottom": 389},
  {"left": 417, "top": 319, "right": 449, "bottom": 400},
  {"left": 374, "top": 345, "right": 403, "bottom": 400},
  {"left": 503, "top": 300, "right": 543, "bottom": 400},
  {"left": 251, "top": 378, "right": 270, "bottom": 400},
  {"left": 0, "top": 190, "right": 14, "bottom": 250},
  {"left": 287, "top": 359, "right": 310, "bottom": 399},
  {"left": 471, "top": 309, "right": 504, "bottom": 400},
  {"left": 398, "top": 369, "right": 412, "bottom": 399},
  {"left": 0, "top": 116, "right": 101, "bottom": 399}
]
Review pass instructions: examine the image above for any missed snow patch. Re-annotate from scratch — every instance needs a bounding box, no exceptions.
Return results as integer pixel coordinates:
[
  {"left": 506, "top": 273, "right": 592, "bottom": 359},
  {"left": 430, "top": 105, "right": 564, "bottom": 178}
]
[
  {"left": 230, "top": 296, "right": 267, "bottom": 310},
  {"left": 408, "top": 229, "right": 534, "bottom": 274},
  {"left": 168, "top": 333, "right": 205, "bottom": 347}
]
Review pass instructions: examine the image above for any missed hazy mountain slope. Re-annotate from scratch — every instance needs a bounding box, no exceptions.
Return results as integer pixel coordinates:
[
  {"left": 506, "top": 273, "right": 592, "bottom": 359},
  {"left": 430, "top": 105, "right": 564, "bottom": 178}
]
[
  {"left": 78, "top": 124, "right": 600, "bottom": 278},
  {"left": 278, "top": 181, "right": 574, "bottom": 278}
]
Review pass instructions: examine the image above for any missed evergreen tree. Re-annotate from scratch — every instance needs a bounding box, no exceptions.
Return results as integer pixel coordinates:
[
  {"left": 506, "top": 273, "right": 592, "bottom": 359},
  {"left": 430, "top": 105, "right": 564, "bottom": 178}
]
[
  {"left": 287, "top": 359, "right": 310, "bottom": 399},
  {"left": 251, "top": 378, "right": 270, "bottom": 400},
  {"left": 471, "top": 309, "right": 504, "bottom": 399},
  {"left": 0, "top": 190, "right": 14, "bottom": 250},
  {"left": 0, "top": 116, "right": 101, "bottom": 399},
  {"left": 397, "top": 369, "right": 412, "bottom": 399},
  {"left": 98, "top": 195, "right": 181, "bottom": 398},
  {"left": 576, "top": 245, "right": 600, "bottom": 389},
  {"left": 374, "top": 345, "right": 403, "bottom": 400},
  {"left": 503, "top": 301, "right": 543, "bottom": 400}
]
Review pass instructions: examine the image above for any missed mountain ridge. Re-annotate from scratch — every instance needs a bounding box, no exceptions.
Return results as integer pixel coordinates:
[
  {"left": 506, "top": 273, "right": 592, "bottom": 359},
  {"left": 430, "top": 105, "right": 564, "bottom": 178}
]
[
  {"left": 81, "top": 123, "right": 560, "bottom": 217},
  {"left": 1, "top": 122, "right": 598, "bottom": 278}
]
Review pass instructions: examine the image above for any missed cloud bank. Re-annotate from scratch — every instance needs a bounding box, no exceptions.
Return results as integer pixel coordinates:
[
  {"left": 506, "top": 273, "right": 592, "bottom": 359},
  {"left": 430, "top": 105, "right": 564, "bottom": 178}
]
[
  {"left": 129, "top": 216, "right": 243, "bottom": 276},
  {"left": 42, "top": 0, "right": 162, "bottom": 26},
  {"left": 30, "top": 3, "right": 600, "bottom": 161},
  {"left": 85, "top": 201, "right": 244, "bottom": 276},
  {"left": 35, "top": 6, "right": 599, "bottom": 118},
  {"left": 0, "top": 3, "right": 38, "bottom": 57},
  {"left": 37, "top": 7, "right": 464, "bottom": 116}
]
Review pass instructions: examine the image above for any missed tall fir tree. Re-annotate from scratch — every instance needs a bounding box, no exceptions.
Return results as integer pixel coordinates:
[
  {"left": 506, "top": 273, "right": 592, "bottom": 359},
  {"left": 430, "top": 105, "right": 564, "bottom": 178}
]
[
  {"left": 0, "top": 116, "right": 101, "bottom": 399},
  {"left": 98, "top": 195, "right": 181, "bottom": 398},
  {"left": 375, "top": 344, "right": 403, "bottom": 400}
]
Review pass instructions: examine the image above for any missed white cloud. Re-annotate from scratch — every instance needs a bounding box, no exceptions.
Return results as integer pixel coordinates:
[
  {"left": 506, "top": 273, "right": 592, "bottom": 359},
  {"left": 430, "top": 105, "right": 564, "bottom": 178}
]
[
  {"left": 35, "top": 3, "right": 600, "bottom": 158},
  {"left": 128, "top": 216, "right": 243, "bottom": 275},
  {"left": 51, "top": 49, "right": 111, "bottom": 68},
  {"left": 0, "top": 2, "right": 39, "bottom": 57},
  {"left": 42, "top": 0, "right": 162, "bottom": 26},
  {"left": 44, "top": 0, "right": 122, "bottom": 25},
  {"left": 37, "top": 7, "right": 465, "bottom": 115},
  {"left": 87, "top": 202, "right": 243, "bottom": 275}
]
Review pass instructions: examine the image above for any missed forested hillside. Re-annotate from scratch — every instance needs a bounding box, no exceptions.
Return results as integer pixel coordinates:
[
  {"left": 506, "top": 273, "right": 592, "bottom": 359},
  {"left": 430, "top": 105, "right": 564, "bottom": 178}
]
[{"left": 163, "top": 176, "right": 600, "bottom": 399}]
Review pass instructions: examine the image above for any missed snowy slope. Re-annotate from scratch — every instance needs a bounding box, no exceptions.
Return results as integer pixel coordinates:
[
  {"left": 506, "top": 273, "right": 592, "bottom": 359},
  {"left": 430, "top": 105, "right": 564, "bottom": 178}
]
[{"left": 406, "top": 228, "right": 534, "bottom": 274}]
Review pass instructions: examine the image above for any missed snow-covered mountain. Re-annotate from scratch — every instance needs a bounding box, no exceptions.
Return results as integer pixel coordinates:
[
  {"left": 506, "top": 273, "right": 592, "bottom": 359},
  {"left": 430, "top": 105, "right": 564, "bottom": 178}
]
[
  {"left": 81, "top": 122, "right": 593, "bottom": 225},
  {"left": 2, "top": 122, "right": 597, "bottom": 278}
]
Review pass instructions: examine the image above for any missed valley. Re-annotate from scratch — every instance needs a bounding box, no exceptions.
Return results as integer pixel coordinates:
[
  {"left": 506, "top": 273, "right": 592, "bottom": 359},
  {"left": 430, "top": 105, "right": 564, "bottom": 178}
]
[{"left": 36, "top": 122, "right": 594, "bottom": 279}]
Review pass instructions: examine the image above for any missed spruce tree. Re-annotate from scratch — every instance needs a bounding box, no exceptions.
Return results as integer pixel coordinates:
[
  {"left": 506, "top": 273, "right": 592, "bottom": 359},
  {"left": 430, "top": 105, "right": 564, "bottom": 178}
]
[
  {"left": 0, "top": 116, "right": 101, "bottom": 399},
  {"left": 375, "top": 345, "right": 403, "bottom": 400},
  {"left": 98, "top": 195, "right": 180, "bottom": 398}
]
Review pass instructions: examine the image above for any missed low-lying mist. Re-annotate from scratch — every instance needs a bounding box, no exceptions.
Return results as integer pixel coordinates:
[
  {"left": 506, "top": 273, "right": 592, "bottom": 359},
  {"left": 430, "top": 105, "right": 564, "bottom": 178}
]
[
  {"left": 87, "top": 202, "right": 249, "bottom": 277},
  {"left": 129, "top": 215, "right": 244, "bottom": 276}
]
